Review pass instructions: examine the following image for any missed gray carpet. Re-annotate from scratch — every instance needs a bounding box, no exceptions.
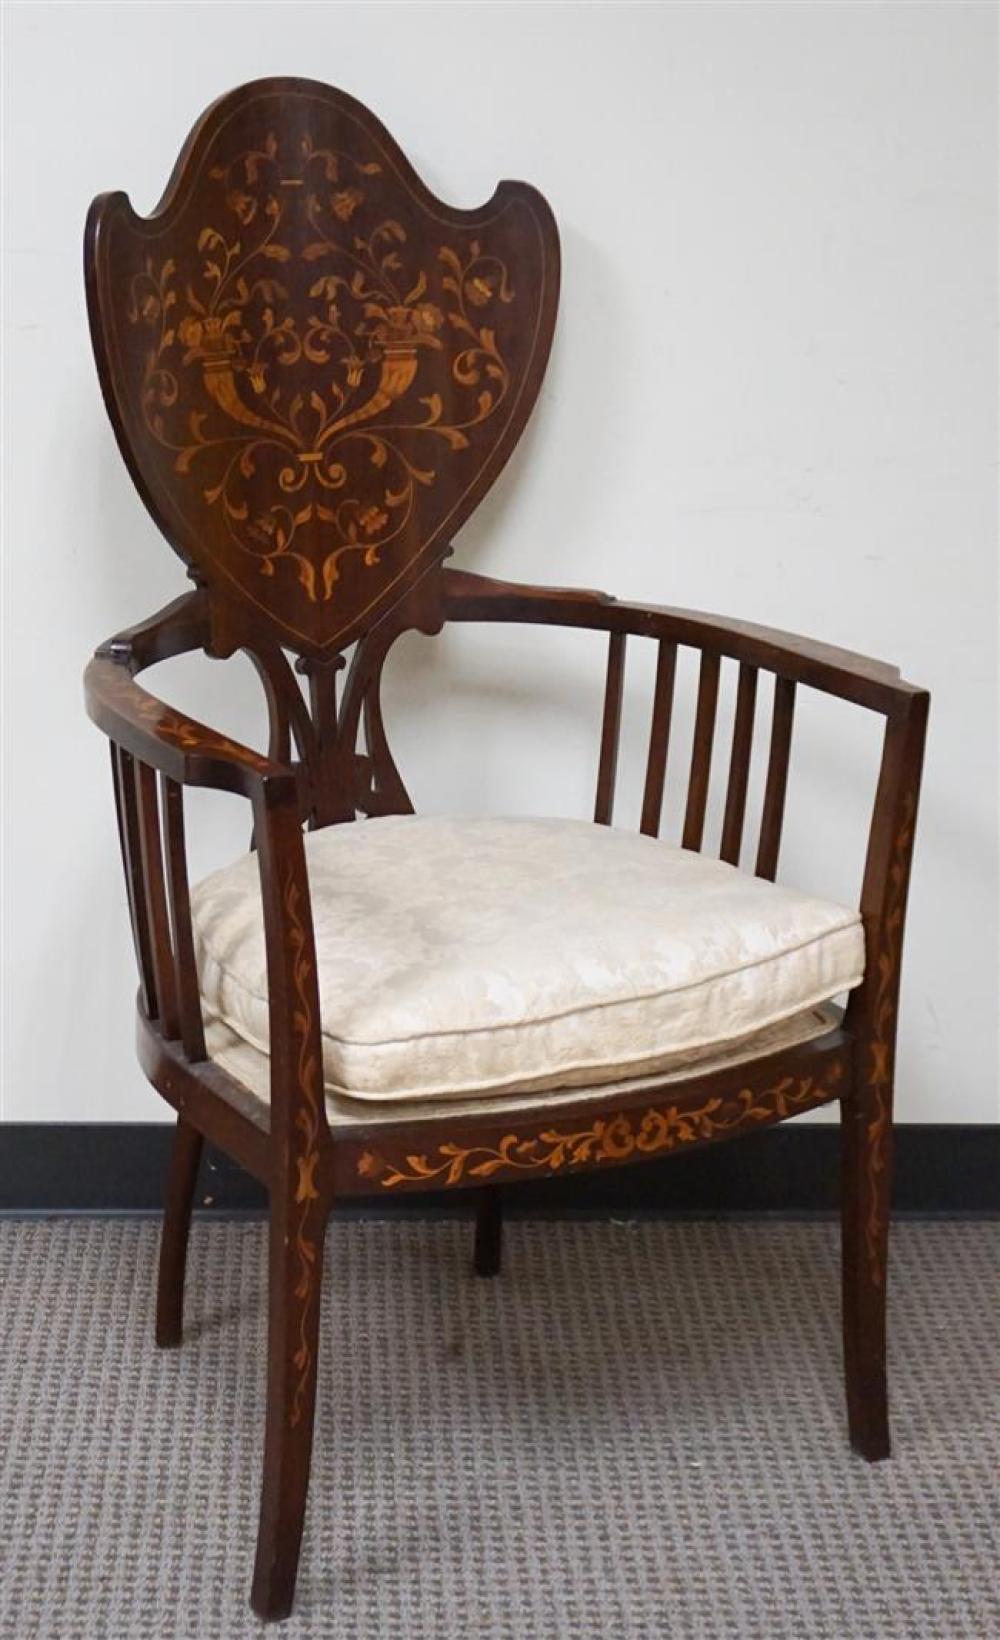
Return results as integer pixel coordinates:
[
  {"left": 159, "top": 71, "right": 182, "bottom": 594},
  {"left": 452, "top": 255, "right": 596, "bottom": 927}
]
[{"left": 1, "top": 1218, "right": 998, "bottom": 1640}]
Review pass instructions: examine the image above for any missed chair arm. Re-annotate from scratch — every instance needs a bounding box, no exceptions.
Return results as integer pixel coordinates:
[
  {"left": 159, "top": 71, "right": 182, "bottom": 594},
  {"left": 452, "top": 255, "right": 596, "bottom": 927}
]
[
  {"left": 443, "top": 568, "right": 925, "bottom": 716},
  {"left": 84, "top": 592, "right": 296, "bottom": 801},
  {"left": 446, "top": 565, "right": 928, "bottom": 1081},
  {"left": 86, "top": 592, "right": 328, "bottom": 1160},
  {"left": 443, "top": 569, "right": 929, "bottom": 1039}
]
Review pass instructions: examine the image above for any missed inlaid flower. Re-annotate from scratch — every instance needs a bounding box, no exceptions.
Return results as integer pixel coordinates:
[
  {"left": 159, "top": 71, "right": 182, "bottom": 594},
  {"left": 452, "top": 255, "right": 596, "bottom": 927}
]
[
  {"left": 226, "top": 189, "right": 257, "bottom": 225},
  {"left": 180, "top": 312, "right": 241, "bottom": 363},
  {"left": 246, "top": 512, "right": 284, "bottom": 551},
  {"left": 331, "top": 187, "right": 364, "bottom": 220},
  {"left": 358, "top": 504, "right": 388, "bottom": 536},
  {"left": 410, "top": 301, "right": 444, "bottom": 335},
  {"left": 464, "top": 273, "right": 495, "bottom": 307},
  {"left": 374, "top": 302, "right": 444, "bottom": 346},
  {"left": 178, "top": 316, "right": 203, "bottom": 350},
  {"left": 126, "top": 161, "right": 520, "bottom": 612}
]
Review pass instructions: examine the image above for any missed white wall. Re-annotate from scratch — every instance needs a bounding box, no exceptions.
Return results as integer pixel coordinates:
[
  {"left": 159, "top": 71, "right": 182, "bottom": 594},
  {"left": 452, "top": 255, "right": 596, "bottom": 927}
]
[{"left": 2, "top": 2, "right": 997, "bottom": 1124}]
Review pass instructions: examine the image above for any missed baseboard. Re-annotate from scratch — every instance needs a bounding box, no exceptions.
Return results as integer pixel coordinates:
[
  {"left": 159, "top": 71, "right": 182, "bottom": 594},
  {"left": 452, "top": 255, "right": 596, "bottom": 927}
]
[{"left": 0, "top": 1122, "right": 997, "bottom": 1215}]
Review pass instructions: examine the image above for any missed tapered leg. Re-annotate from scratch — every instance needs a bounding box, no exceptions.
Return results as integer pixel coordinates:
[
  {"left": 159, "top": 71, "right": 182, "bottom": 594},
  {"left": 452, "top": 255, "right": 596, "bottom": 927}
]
[
  {"left": 251, "top": 1186, "right": 330, "bottom": 1622},
  {"left": 473, "top": 1187, "right": 503, "bottom": 1278},
  {"left": 841, "top": 1083, "right": 893, "bottom": 1461},
  {"left": 156, "top": 1115, "right": 204, "bottom": 1348}
]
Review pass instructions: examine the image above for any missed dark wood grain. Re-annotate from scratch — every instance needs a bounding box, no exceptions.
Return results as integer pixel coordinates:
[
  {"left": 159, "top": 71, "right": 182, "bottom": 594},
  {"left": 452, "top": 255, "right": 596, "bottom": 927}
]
[
  {"left": 156, "top": 1116, "right": 204, "bottom": 1348},
  {"left": 756, "top": 677, "right": 796, "bottom": 880},
  {"left": 86, "top": 653, "right": 287, "bottom": 796},
  {"left": 473, "top": 1187, "right": 503, "bottom": 1278},
  {"left": 111, "top": 743, "right": 157, "bottom": 1018},
  {"left": 135, "top": 1008, "right": 273, "bottom": 1183},
  {"left": 594, "top": 631, "right": 626, "bottom": 825},
  {"left": 682, "top": 651, "right": 721, "bottom": 851},
  {"left": 841, "top": 697, "right": 928, "bottom": 1460},
  {"left": 444, "top": 568, "right": 908, "bottom": 713},
  {"left": 640, "top": 639, "right": 677, "bottom": 838},
  {"left": 135, "top": 760, "right": 179, "bottom": 1038},
  {"left": 249, "top": 784, "right": 330, "bottom": 1621},
  {"left": 720, "top": 663, "right": 758, "bottom": 866},
  {"left": 160, "top": 775, "right": 206, "bottom": 1061}
]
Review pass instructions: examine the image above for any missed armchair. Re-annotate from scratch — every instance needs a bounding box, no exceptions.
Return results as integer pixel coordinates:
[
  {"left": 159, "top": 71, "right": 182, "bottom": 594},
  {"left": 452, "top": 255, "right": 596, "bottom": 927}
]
[{"left": 84, "top": 78, "right": 928, "bottom": 1622}]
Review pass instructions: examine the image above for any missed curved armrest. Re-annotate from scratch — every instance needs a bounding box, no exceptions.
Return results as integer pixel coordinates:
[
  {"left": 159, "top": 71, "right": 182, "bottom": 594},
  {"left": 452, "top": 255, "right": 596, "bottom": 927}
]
[
  {"left": 443, "top": 566, "right": 929, "bottom": 1082},
  {"left": 84, "top": 592, "right": 295, "bottom": 800},
  {"left": 86, "top": 591, "right": 327, "bottom": 1155},
  {"left": 443, "top": 568, "right": 926, "bottom": 715}
]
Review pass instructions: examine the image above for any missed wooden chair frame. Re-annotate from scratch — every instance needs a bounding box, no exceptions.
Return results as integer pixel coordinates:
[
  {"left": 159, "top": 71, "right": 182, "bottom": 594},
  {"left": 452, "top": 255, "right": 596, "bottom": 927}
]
[{"left": 82, "top": 79, "right": 929, "bottom": 1622}]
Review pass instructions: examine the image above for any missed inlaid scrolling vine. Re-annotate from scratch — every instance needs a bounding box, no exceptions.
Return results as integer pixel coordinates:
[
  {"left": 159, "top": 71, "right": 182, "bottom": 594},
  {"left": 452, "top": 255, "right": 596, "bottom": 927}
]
[
  {"left": 126, "top": 130, "right": 516, "bottom": 608},
  {"left": 357, "top": 1063, "right": 845, "bottom": 1191},
  {"left": 281, "top": 866, "right": 324, "bottom": 1430},
  {"left": 91, "top": 656, "right": 272, "bottom": 772}
]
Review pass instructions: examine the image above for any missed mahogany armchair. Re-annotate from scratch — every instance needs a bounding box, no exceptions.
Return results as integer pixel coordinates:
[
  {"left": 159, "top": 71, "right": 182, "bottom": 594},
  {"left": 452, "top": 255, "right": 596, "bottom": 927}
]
[{"left": 84, "top": 79, "right": 928, "bottom": 1622}]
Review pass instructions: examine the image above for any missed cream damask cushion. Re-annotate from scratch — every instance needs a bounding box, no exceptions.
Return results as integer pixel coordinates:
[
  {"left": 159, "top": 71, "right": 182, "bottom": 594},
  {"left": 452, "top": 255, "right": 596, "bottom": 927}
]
[
  {"left": 202, "top": 1003, "right": 843, "bottom": 1127},
  {"left": 190, "top": 815, "right": 864, "bottom": 1104}
]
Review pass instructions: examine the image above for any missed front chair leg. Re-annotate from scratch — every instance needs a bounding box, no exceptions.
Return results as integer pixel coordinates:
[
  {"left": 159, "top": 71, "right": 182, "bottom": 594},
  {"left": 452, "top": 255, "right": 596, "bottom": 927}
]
[
  {"left": 156, "top": 1114, "right": 204, "bottom": 1348},
  {"left": 473, "top": 1186, "right": 503, "bottom": 1277},
  {"left": 841, "top": 1079, "right": 893, "bottom": 1461},
  {"left": 251, "top": 1185, "right": 330, "bottom": 1622}
]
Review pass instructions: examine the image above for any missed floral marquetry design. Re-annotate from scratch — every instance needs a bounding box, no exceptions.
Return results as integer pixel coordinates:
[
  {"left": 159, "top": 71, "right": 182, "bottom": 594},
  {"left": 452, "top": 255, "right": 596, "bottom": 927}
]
[
  {"left": 88, "top": 81, "right": 559, "bottom": 657},
  {"left": 91, "top": 656, "right": 272, "bottom": 772},
  {"left": 282, "top": 867, "right": 323, "bottom": 1429},
  {"left": 357, "top": 1064, "right": 844, "bottom": 1191}
]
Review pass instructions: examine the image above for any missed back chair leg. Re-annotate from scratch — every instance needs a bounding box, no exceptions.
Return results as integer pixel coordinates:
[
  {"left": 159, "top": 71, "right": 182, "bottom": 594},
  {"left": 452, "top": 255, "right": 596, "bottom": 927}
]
[
  {"left": 251, "top": 1184, "right": 331, "bottom": 1622},
  {"left": 840, "top": 1077, "right": 893, "bottom": 1461},
  {"left": 473, "top": 1186, "right": 503, "bottom": 1278},
  {"left": 156, "top": 1115, "right": 204, "bottom": 1348}
]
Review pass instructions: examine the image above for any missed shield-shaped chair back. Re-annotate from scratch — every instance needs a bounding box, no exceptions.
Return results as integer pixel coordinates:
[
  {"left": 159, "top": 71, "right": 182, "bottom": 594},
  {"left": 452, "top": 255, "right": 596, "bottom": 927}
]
[{"left": 86, "top": 77, "right": 559, "bottom": 659}]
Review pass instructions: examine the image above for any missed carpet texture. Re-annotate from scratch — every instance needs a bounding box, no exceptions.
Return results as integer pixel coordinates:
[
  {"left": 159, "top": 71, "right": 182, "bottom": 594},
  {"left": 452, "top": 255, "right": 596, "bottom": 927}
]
[{"left": 1, "top": 1217, "right": 998, "bottom": 1639}]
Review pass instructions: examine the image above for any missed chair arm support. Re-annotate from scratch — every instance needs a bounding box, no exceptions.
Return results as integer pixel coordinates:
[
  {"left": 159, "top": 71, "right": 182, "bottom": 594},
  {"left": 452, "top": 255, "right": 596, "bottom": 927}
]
[
  {"left": 84, "top": 591, "right": 296, "bottom": 801},
  {"left": 443, "top": 568, "right": 925, "bottom": 716}
]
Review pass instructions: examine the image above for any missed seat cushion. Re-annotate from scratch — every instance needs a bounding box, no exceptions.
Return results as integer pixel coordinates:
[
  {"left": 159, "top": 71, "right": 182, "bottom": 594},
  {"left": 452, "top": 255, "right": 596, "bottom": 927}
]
[
  {"left": 190, "top": 814, "right": 864, "bottom": 1104},
  {"left": 202, "top": 1002, "right": 844, "bottom": 1127}
]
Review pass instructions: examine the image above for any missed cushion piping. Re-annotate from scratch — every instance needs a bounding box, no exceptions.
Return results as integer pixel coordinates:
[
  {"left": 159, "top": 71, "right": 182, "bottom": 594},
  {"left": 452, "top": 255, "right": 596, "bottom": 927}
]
[
  {"left": 201, "top": 973, "right": 861, "bottom": 1101},
  {"left": 195, "top": 917, "right": 862, "bottom": 1050},
  {"left": 205, "top": 1003, "right": 843, "bottom": 1114}
]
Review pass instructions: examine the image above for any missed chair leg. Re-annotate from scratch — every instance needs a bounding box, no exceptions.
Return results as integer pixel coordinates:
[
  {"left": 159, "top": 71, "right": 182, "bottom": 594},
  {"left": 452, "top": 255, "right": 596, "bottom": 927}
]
[
  {"left": 841, "top": 1081, "right": 893, "bottom": 1462},
  {"left": 156, "top": 1115, "right": 204, "bottom": 1348},
  {"left": 473, "top": 1186, "right": 503, "bottom": 1278},
  {"left": 250, "top": 1185, "right": 330, "bottom": 1622}
]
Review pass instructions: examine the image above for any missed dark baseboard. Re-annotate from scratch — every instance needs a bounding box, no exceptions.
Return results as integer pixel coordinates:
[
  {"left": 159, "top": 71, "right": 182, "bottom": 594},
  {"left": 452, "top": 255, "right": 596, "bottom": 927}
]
[{"left": 0, "top": 1122, "right": 997, "bottom": 1215}]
